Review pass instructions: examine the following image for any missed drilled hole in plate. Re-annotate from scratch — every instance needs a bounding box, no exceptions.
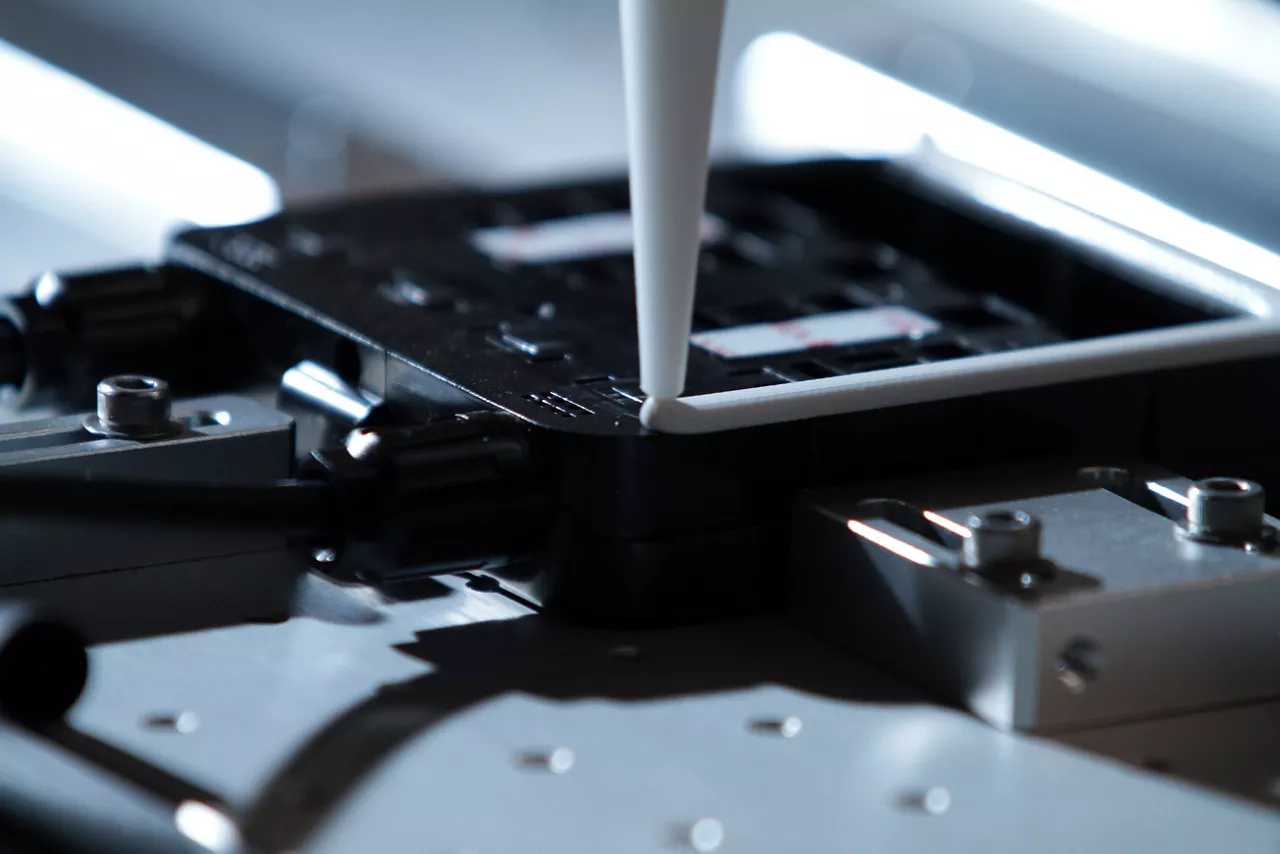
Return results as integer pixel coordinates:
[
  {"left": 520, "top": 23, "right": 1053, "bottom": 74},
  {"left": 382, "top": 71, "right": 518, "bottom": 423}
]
[{"left": 1056, "top": 638, "right": 1104, "bottom": 694}]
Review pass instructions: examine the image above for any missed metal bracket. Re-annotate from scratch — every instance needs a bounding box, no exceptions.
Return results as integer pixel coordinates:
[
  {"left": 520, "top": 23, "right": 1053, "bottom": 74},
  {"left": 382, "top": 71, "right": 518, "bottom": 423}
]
[{"left": 0, "top": 393, "right": 297, "bottom": 641}]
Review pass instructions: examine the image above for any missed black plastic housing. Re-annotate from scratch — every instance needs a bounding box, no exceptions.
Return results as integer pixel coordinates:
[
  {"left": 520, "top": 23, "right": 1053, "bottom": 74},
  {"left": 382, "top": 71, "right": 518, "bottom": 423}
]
[
  {"left": 2, "top": 266, "right": 253, "bottom": 408},
  {"left": 167, "top": 159, "right": 1275, "bottom": 625}
]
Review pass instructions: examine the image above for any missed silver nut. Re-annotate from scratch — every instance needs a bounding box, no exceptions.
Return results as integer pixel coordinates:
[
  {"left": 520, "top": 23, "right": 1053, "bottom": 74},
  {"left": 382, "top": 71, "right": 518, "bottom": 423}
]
[
  {"left": 962, "top": 510, "right": 1041, "bottom": 568},
  {"left": 86, "top": 375, "right": 176, "bottom": 438},
  {"left": 1186, "top": 478, "right": 1266, "bottom": 539}
]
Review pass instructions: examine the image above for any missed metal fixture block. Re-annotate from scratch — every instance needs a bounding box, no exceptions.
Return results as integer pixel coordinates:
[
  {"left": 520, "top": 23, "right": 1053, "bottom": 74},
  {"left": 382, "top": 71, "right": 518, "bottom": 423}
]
[
  {"left": 0, "top": 393, "right": 293, "bottom": 588},
  {"left": 790, "top": 460, "right": 1280, "bottom": 732}
]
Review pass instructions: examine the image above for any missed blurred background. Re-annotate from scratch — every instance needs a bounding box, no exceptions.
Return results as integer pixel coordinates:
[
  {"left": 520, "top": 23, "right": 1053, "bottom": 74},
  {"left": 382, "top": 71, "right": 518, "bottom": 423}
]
[{"left": 5, "top": 0, "right": 1280, "bottom": 285}]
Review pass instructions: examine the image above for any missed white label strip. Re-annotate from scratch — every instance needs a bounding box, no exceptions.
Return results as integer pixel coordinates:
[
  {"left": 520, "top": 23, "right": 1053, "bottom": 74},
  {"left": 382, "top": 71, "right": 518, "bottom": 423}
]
[
  {"left": 471, "top": 210, "right": 726, "bottom": 266},
  {"left": 690, "top": 306, "right": 940, "bottom": 359}
]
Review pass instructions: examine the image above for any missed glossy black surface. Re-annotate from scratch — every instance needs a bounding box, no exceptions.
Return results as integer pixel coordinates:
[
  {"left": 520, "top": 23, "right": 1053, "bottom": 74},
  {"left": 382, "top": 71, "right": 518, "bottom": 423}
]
[
  {"left": 164, "top": 161, "right": 1251, "bottom": 624},
  {"left": 172, "top": 160, "right": 1229, "bottom": 437}
]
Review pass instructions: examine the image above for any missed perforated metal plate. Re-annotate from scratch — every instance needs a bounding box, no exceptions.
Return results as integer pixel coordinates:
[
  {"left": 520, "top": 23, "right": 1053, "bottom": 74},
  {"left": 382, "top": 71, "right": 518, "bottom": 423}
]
[{"left": 37, "top": 572, "right": 1278, "bottom": 853}]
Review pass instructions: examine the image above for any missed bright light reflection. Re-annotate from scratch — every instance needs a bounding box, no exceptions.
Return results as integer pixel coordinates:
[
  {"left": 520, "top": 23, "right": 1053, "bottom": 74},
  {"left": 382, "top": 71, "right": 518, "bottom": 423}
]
[
  {"left": 923, "top": 510, "right": 972, "bottom": 539},
  {"left": 1147, "top": 481, "right": 1191, "bottom": 507},
  {"left": 174, "top": 800, "right": 241, "bottom": 852},
  {"left": 847, "top": 519, "right": 936, "bottom": 565},
  {"left": 736, "top": 33, "right": 1280, "bottom": 296},
  {"left": 963, "top": 179, "right": 1272, "bottom": 315},
  {"left": 0, "top": 40, "right": 279, "bottom": 227}
]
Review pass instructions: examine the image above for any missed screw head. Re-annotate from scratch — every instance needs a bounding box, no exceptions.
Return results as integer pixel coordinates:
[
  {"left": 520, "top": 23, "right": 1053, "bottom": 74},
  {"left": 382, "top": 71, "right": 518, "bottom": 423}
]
[
  {"left": 85, "top": 375, "right": 176, "bottom": 439},
  {"left": 963, "top": 510, "right": 1041, "bottom": 568},
  {"left": 1185, "top": 478, "right": 1266, "bottom": 541}
]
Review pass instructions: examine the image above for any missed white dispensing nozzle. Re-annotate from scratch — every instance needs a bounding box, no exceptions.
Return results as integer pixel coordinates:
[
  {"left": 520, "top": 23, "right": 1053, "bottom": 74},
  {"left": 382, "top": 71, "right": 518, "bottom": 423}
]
[{"left": 619, "top": 0, "right": 726, "bottom": 400}]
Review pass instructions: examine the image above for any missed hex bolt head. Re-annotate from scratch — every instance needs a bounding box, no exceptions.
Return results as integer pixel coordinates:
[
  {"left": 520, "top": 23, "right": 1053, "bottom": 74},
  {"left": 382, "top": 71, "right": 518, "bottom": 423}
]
[
  {"left": 962, "top": 510, "right": 1041, "bottom": 568},
  {"left": 99, "top": 375, "right": 170, "bottom": 427},
  {"left": 1186, "top": 478, "right": 1266, "bottom": 540},
  {"left": 85, "top": 375, "right": 177, "bottom": 439}
]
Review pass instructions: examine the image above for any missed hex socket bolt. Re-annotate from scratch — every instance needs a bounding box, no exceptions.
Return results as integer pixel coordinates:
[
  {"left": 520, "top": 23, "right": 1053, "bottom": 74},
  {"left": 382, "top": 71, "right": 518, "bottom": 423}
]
[
  {"left": 84, "top": 375, "right": 176, "bottom": 439},
  {"left": 963, "top": 510, "right": 1042, "bottom": 568},
  {"left": 1185, "top": 478, "right": 1266, "bottom": 539}
]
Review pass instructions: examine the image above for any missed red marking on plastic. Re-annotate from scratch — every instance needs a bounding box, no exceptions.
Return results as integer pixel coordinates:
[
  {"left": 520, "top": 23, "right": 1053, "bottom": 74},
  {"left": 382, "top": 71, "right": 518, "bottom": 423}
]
[
  {"left": 881, "top": 308, "right": 930, "bottom": 337},
  {"left": 501, "top": 224, "right": 540, "bottom": 265},
  {"left": 773, "top": 320, "right": 811, "bottom": 342}
]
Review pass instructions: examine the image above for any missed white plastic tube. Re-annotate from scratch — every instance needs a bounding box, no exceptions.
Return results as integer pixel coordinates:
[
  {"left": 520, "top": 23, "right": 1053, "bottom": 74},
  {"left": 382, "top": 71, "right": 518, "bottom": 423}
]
[{"left": 619, "top": 0, "right": 726, "bottom": 399}]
